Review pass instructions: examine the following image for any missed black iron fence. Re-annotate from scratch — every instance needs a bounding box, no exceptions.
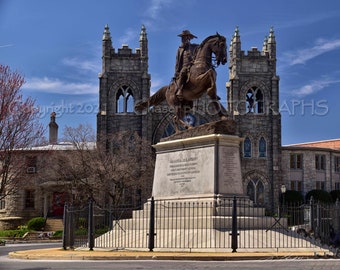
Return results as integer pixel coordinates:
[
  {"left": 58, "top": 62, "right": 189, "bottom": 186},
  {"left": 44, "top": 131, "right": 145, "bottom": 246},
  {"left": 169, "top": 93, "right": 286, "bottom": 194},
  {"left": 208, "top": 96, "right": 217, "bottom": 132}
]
[{"left": 62, "top": 197, "right": 340, "bottom": 252}]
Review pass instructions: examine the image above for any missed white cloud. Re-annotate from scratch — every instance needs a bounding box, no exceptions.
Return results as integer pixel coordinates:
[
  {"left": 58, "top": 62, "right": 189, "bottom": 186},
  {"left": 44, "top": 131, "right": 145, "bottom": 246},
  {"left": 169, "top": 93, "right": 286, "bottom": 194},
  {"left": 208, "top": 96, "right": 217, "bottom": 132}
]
[
  {"left": 142, "top": 0, "right": 179, "bottom": 31},
  {"left": 0, "top": 44, "right": 13, "bottom": 48},
  {"left": 22, "top": 55, "right": 100, "bottom": 95},
  {"left": 145, "top": 0, "right": 174, "bottom": 20},
  {"left": 118, "top": 28, "right": 139, "bottom": 46},
  {"left": 62, "top": 57, "right": 100, "bottom": 73},
  {"left": 294, "top": 78, "right": 340, "bottom": 97},
  {"left": 150, "top": 77, "right": 166, "bottom": 95},
  {"left": 284, "top": 38, "right": 340, "bottom": 65},
  {"left": 23, "top": 77, "right": 97, "bottom": 95}
]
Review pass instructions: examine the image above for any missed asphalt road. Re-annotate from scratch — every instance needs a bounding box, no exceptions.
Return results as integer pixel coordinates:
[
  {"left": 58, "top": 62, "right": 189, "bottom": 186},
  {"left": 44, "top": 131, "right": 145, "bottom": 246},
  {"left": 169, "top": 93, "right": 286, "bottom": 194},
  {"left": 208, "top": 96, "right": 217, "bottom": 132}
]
[{"left": 1, "top": 243, "right": 339, "bottom": 270}]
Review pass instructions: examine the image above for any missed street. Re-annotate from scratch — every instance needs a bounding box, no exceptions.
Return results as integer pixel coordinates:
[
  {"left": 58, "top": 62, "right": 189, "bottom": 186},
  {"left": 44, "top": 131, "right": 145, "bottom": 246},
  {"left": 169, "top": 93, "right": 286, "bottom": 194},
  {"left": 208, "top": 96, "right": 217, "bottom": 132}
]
[{"left": 0, "top": 243, "right": 339, "bottom": 270}]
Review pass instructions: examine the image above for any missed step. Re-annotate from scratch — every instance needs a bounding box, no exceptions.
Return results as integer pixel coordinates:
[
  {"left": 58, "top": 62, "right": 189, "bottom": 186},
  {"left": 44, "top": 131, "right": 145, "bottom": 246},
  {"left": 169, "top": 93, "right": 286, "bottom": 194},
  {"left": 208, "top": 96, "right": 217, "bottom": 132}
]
[
  {"left": 44, "top": 218, "right": 63, "bottom": 231},
  {"left": 111, "top": 215, "right": 287, "bottom": 230}
]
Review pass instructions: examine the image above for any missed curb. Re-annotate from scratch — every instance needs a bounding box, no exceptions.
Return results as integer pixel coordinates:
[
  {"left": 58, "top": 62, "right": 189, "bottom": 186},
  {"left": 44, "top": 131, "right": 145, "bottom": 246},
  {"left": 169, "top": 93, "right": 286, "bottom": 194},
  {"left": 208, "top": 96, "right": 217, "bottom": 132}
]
[{"left": 8, "top": 248, "right": 334, "bottom": 261}]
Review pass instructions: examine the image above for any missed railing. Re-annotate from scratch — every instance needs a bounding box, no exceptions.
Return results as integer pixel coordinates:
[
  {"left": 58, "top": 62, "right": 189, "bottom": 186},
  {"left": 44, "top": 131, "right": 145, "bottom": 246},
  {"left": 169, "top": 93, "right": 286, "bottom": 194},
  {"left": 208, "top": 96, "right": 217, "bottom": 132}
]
[{"left": 62, "top": 197, "right": 340, "bottom": 252}]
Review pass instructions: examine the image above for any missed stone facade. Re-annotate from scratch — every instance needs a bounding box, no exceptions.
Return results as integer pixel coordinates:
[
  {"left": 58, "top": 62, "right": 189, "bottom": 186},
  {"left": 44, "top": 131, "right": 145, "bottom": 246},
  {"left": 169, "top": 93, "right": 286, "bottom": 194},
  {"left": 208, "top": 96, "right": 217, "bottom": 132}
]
[
  {"left": 282, "top": 140, "right": 340, "bottom": 195},
  {"left": 0, "top": 148, "right": 67, "bottom": 230},
  {"left": 226, "top": 27, "right": 282, "bottom": 207},
  {"left": 97, "top": 25, "right": 284, "bottom": 208},
  {"left": 97, "top": 25, "right": 219, "bottom": 146}
]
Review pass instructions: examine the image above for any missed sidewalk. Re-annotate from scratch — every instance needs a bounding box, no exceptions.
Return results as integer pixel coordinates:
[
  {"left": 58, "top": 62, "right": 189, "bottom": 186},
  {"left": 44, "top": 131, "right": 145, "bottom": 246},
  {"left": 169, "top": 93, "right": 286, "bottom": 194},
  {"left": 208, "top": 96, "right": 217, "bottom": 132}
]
[{"left": 8, "top": 247, "right": 337, "bottom": 261}]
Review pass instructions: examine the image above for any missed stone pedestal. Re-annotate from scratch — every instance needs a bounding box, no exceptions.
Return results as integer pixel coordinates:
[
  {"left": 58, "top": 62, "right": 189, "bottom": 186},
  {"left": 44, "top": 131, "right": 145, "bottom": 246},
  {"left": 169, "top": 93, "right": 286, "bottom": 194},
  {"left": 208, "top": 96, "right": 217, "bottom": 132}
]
[
  {"left": 152, "top": 134, "right": 244, "bottom": 201},
  {"left": 97, "top": 120, "right": 291, "bottom": 250}
]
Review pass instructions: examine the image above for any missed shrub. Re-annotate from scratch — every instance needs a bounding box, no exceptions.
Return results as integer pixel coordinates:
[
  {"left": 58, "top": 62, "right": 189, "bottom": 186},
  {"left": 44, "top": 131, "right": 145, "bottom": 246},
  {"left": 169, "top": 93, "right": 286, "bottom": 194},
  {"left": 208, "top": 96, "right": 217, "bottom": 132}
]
[
  {"left": 75, "top": 228, "right": 87, "bottom": 236},
  {"left": 283, "top": 190, "right": 304, "bottom": 205},
  {"left": 305, "top": 189, "right": 333, "bottom": 204},
  {"left": 27, "top": 217, "right": 45, "bottom": 231},
  {"left": 52, "top": 230, "right": 63, "bottom": 238},
  {"left": 330, "top": 190, "right": 340, "bottom": 203},
  {"left": 0, "top": 228, "right": 28, "bottom": 238}
]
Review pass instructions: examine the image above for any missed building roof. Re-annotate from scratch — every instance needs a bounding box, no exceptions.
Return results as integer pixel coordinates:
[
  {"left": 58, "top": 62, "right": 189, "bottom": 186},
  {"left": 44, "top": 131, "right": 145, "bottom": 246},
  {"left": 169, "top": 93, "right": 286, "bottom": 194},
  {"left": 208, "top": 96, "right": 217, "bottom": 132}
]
[
  {"left": 22, "top": 141, "right": 97, "bottom": 151},
  {"left": 283, "top": 138, "right": 340, "bottom": 150}
]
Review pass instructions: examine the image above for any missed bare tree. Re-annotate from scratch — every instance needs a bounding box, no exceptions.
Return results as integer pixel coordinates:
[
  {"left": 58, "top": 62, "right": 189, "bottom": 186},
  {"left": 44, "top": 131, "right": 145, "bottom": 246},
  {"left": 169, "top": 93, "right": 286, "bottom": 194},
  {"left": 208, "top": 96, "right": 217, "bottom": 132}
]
[
  {"left": 0, "top": 65, "right": 44, "bottom": 200},
  {"left": 48, "top": 124, "right": 154, "bottom": 208}
]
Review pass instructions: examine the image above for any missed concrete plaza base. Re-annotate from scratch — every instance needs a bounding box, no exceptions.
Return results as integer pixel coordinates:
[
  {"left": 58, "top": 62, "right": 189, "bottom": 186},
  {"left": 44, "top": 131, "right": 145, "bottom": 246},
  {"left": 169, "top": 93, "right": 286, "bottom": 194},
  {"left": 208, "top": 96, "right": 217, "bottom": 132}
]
[{"left": 95, "top": 224, "right": 324, "bottom": 251}]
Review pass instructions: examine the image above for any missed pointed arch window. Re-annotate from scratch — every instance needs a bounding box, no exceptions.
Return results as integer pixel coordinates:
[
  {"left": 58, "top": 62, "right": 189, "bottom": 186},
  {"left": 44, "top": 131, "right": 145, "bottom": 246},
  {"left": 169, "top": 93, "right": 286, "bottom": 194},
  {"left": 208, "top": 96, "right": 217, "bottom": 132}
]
[
  {"left": 244, "top": 137, "right": 252, "bottom": 158},
  {"left": 246, "top": 86, "right": 264, "bottom": 113},
  {"left": 259, "top": 137, "right": 267, "bottom": 157},
  {"left": 126, "top": 89, "right": 135, "bottom": 112},
  {"left": 247, "top": 179, "right": 265, "bottom": 205},
  {"left": 115, "top": 85, "right": 135, "bottom": 113},
  {"left": 116, "top": 89, "right": 124, "bottom": 113}
]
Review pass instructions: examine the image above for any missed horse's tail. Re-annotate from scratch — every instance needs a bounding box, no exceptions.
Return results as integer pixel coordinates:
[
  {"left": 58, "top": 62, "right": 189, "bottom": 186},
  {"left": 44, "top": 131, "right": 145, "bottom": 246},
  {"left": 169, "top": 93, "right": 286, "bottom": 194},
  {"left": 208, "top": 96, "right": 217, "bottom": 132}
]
[{"left": 135, "top": 85, "right": 168, "bottom": 112}]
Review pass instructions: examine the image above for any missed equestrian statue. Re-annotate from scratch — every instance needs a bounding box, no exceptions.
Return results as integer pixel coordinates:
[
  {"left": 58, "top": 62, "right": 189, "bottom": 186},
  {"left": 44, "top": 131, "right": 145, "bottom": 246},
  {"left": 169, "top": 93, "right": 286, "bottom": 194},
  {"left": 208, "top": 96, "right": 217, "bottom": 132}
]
[{"left": 135, "top": 30, "right": 228, "bottom": 132}]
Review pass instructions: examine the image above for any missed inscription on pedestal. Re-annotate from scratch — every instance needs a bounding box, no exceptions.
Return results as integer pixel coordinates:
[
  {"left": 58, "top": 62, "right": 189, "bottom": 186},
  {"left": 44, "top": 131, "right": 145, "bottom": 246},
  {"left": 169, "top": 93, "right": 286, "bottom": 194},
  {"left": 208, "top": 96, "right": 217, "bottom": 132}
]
[
  {"left": 152, "top": 134, "right": 244, "bottom": 199},
  {"left": 152, "top": 146, "right": 215, "bottom": 198},
  {"left": 168, "top": 157, "right": 200, "bottom": 187},
  {"left": 218, "top": 145, "right": 243, "bottom": 194}
]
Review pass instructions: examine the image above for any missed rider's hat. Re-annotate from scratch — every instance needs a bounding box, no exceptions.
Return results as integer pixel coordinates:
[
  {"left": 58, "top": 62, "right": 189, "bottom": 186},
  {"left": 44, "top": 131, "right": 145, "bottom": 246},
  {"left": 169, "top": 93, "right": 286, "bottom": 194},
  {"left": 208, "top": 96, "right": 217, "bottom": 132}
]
[{"left": 178, "top": 30, "right": 197, "bottom": 39}]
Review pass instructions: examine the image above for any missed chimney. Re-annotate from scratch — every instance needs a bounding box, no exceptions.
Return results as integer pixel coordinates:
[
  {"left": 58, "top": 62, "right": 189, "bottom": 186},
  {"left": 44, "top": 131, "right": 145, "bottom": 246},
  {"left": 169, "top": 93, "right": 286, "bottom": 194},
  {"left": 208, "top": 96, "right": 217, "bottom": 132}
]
[{"left": 49, "top": 112, "right": 58, "bottom": 144}]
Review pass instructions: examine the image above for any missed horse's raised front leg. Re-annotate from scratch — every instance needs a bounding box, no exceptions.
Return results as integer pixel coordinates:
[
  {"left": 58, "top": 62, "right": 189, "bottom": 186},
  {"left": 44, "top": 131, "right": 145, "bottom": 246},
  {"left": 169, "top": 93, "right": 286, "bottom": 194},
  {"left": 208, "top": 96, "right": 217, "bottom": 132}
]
[{"left": 205, "top": 70, "right": 228, "bottom": 119}]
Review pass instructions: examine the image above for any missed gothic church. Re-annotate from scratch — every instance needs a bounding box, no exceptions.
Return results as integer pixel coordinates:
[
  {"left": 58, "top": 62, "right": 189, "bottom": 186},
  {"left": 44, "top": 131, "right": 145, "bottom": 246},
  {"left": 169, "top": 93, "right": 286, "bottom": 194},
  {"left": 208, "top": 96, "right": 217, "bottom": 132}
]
[{"left": 97, "top": 25, "right": 282, "bottom": 208}]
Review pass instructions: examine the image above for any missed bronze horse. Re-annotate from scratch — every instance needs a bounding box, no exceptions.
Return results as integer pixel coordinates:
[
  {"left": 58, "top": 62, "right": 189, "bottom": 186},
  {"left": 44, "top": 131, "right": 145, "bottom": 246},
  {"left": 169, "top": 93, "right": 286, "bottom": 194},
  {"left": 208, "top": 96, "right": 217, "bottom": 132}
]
[{"left": 135, "top": 33, "right": 228, "bottom": 132}]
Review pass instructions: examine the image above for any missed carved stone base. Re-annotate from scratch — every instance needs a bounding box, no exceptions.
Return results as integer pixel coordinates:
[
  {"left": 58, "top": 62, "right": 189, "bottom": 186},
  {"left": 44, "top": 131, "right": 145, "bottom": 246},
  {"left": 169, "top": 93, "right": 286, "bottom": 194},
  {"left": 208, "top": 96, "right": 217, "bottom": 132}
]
[
  {"left": 152, "top": 132, "right": 244, "bottom": 201},
  {"left": 160, "top": 119, "right": 237, "bottom": 142}
]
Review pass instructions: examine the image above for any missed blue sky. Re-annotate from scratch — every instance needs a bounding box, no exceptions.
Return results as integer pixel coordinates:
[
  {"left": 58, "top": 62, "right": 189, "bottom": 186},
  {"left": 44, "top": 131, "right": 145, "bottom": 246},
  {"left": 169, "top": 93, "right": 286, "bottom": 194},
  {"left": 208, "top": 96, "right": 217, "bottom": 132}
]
[{"left": 1, "top": 0, "right": 340, "bottom": 145}]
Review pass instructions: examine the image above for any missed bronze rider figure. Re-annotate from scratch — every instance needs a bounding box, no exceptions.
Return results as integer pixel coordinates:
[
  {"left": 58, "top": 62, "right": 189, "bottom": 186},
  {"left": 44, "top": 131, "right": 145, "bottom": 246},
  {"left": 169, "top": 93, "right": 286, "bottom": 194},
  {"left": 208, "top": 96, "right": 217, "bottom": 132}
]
[{"left": 174, "top": 30, "right": 198, "bottom": 101}]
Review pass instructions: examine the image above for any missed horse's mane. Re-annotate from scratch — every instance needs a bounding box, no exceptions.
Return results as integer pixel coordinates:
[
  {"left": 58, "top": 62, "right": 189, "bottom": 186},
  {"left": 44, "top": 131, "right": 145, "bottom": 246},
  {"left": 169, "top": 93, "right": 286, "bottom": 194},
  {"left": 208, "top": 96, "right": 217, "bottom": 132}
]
[
  {"left": 201, "top": 34, "right": 221, "bottom": 47},
  {"left": 192, "top": 34, "right": 223, "bottom": 59}
]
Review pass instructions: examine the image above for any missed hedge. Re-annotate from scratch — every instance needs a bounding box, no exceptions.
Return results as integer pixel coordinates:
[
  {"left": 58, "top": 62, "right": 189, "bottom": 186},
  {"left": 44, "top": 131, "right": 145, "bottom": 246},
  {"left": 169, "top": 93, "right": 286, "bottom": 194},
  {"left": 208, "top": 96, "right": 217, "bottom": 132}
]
[
  {"left": 27, "top": 217, "right": 46, "bottom": 231},
  {"left": 305, "top": 189, "right": 333, "bottom": 204}
]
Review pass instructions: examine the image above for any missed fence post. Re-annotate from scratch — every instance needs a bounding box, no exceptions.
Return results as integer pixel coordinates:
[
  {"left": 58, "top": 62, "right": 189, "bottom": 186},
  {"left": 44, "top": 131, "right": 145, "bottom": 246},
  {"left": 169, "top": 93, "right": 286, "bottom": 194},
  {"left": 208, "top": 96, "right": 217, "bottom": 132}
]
[
  {"left": 88, "top": 198, "right": 94, "bottom": 251},
  {"left": 231, "top": 196, "right": 238, "bottom": 253},
  {"left": 62, "top": 203, "right": 68, "bottom": 250},
  {"left": 309, "top": 196, "right": 314, "bottom": 231},
  {"left": 316, "top": 201, "right": 321, "bottom": 238},
  {"left": 309, "top": 196, "right": 314, "bottom": 233},
  {"left": 148, "top": 197, "right": 155, "bottom": 252},
  {"left": 69, "top": 205, "right": 75, "bottom": 249}
]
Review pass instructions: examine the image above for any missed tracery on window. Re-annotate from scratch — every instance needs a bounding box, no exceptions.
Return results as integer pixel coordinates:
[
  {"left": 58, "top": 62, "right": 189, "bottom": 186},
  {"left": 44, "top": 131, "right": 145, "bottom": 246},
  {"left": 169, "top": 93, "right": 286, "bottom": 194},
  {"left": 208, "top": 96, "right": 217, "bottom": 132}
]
[
  {"left": 115, "top": 86, "right": 135, "bottom": 113},
  {"left": 116, "top": 89, "right": 124, "bottom": 113},
  {"left": 243, "top": 137, "right": 252, "bottom": 158},
  {"left": 247, "top": 179, "right": 264, "bottom": 205},
  {"left": 246, "top": 86, "right": 264, "bottom": 113},
  {"left": 259, "top": 137, "right": 267, "bottom": 157}
]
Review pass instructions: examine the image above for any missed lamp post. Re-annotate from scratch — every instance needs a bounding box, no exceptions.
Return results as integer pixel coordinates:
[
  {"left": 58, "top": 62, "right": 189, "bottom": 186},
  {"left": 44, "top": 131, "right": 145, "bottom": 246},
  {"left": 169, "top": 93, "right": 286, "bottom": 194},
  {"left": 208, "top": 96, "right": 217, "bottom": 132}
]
[
  {"left": 266, "top": 184, "right": 288, "bottom": 232},
  {"left": 280, "top": 184, "right": 287, "bottom": 217}
]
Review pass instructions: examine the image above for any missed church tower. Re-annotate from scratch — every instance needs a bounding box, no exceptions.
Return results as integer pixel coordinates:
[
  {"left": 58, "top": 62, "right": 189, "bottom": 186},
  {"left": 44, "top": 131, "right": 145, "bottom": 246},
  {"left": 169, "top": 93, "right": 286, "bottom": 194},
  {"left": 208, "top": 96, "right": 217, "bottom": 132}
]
[
  {"left": 227, "top": 27, "right": 282, "bottom": 207},
  {"left": 97, "top": 24, "right": 151, "bottom": 142}
]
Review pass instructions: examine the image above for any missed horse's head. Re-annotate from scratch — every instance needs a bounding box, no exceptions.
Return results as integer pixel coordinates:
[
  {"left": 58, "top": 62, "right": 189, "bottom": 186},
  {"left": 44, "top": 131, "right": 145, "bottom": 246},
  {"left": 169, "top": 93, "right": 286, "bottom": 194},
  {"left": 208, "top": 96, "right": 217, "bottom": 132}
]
[{"left": 212, "top": 33, "right": 227, "bottom": 66}]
